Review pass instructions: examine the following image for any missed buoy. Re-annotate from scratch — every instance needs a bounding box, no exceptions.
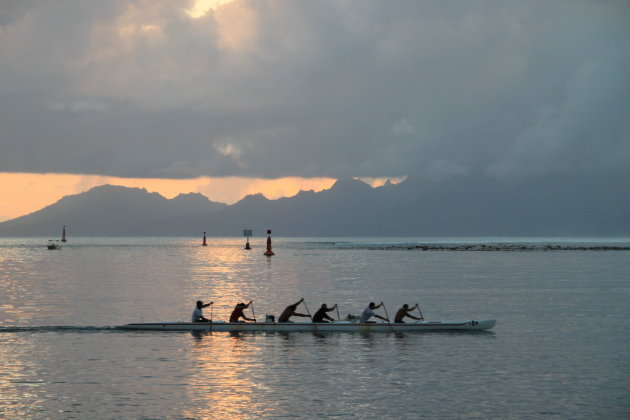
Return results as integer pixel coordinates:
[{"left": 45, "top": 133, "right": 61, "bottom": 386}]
[
  {"left": 61, "top": 225, "right": 67, "bottom": 242},
  {"left": 264, "top": 229, "right": 275, "bottom": 256},
  {"left": 243, "top": 229, "right": 252, "bottom": 250},
  {"left": 202, "top": 232, "right": 207, "bottom": 246}
]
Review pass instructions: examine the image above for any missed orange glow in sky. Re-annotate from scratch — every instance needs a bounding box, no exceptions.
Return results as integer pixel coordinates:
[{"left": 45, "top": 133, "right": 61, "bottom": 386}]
[
  {"left": 0, "top": 173, "right": 405, "bottom": 222},
  {"left": 0, "top": 172, "right": 337, "bottom": 222}
]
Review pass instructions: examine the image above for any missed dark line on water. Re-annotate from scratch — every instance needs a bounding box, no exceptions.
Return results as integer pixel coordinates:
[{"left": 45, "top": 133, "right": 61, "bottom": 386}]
[
  {"left": 0, "top": 326, "right": 117, "bottom": 334},
  {"left": 333, "top": 244, "right": 630, "bottom": 251}
]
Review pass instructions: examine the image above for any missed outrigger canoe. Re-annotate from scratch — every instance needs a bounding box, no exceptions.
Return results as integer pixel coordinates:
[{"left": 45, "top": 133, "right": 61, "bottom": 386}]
[{"left": 116, "top": 319, "right": 495, "bottom": 332}]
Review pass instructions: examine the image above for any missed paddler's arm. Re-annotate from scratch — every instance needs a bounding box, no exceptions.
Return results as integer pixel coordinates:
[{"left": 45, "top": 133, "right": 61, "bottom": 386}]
[
  {"left": 412, "top": 304, "right": 423, "bottom": 320},
  {"left": 405, "top": 312, "right": 422, "bottom": 321},
  {"left": 202, "top": 301, "right": 213, "bottom": 308}
]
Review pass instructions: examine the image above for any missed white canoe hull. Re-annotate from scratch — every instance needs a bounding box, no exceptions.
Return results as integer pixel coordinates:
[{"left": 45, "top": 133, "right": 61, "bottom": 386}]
[{"left": 116, "top": 319, "right": 495, "bottom": 332}]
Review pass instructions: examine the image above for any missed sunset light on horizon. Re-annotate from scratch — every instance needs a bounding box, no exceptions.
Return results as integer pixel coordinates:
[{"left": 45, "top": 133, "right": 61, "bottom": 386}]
[
  {"left": 0, "top": 173, "right": 405, "bottom": 222},
  {"left": 0, "top": 173, "right": 338, "bottom": 222}
]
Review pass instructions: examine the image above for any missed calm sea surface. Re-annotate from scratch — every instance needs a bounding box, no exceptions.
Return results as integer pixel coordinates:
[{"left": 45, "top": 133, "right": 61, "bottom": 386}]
[{"left": 1, "top": 237, "right": 629, "bottom": 419}]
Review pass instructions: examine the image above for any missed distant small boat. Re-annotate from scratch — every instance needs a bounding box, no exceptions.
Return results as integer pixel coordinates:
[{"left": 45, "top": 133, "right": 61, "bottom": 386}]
[{"left": 47, "top": 240, "right": 62, "bottom": 250}]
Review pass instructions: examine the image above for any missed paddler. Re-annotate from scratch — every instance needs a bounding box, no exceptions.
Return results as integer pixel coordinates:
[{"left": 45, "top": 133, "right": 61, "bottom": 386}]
[
  {"left": 192, "top": 300, "right": 213, "bottom": 322},
  {"left": 229, "top": 301, "right": 256, "bottom": 323},
  {"left": 394, "top": 304, "right": 423, "bottom": 323},
  {"left": 359, "top": 302, "right": 388, "bottom": 323},
  {"left": 312, "top": 303, "right": 338, "bottom": 323},
  {"left": 278, "top": 298, "right": 311, "bottom": 323}
]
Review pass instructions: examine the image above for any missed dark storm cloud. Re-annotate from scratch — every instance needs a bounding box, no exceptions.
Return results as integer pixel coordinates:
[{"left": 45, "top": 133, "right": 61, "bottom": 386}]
[{"left": 0, "top": 0, "right": 628, "bottom": 180}]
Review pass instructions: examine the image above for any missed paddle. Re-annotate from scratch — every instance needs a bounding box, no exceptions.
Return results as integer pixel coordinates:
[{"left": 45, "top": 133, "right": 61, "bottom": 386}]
[
  {"left": 251, "top": 301, "right": 256, "bottom": 322},
  {"left": 302, "top": 299, "right": 313, "bottom": 320},
  {"left": 210, "top": 302, "right": 213, "bottom": 322},
  {"left": 382, "top": 302, "right": 390, "bottom": 323},
  {"left": 415, "top": 302, "right": 424, "bottom": 320},
  {"left": 335, "top": 303, "right": 340, "bottom": 321}
]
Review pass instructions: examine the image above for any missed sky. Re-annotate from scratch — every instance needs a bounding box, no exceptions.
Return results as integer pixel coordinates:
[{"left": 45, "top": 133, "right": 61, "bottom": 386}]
[{"left": 1, "top": 0, "right": 629, "bottom": 221}]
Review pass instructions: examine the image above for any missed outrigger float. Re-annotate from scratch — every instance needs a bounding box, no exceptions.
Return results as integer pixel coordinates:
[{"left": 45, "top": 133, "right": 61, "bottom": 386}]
[{"left": 116, "top": 319, "right": 496, "bottom": 332}]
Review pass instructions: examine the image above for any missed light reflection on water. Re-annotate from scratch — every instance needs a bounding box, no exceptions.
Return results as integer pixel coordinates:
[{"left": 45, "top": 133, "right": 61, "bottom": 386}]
[
  {"left": 0, "top": 237, "right": 629, "bottom": 418},
  {"left": 185, "top": 332, "right": 261, "bottom": 419}
]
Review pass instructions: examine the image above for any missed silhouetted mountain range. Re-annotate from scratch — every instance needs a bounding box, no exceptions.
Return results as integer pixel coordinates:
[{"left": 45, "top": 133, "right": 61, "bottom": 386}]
[{"left": 0, "top": 176, "right": 628, "bottom": 237}]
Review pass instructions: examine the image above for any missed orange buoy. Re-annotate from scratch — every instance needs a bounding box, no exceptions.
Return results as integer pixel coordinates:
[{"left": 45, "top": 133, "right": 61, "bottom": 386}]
[
  {"left": 202, "top": 232, "right": 207, "bottom": 246},
  {"left": 264, "top": 229, "right": 275, "bottom": 256}
]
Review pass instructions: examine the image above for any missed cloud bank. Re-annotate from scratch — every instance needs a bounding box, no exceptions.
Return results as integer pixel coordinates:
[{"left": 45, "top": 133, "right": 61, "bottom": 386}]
[{"left": 0, "top": 0, "right": 628, "bottom": 181}]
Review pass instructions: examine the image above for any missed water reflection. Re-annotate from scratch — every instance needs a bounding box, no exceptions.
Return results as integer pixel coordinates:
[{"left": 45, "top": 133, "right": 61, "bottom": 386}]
[
  {"left": 393, "top": 332, "right": 408, "bottom": 341},
  {"left": 188, "top": 239, "right": 267, "bottom": 322},
  {"left": 190, "top": 330, "right": 207, "bottom": 341},
  {"left": 0, "top": 241, "right": 75, "bottom": 326},
  {"left": 0, "top": 336, "right": 46, "bottom": 418},
  {"left": 182, "top": 330, "right": 267, "bottom": 418}
]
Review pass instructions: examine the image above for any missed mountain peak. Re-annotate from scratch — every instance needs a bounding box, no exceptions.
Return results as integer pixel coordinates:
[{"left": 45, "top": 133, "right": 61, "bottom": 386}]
[
  {"left": 87, "top": 184, "right": 148, "bottom": 194},
  {"left": 76, "top": 184, "right": 166, "bottom": 201},
  {"left": 172, "top": 192, "right": 210, "bottom": 203},
  {"left": 329, "top": 178, "right": 371, "bottom": 192},
  {"left": 294, "top": 189, "right": 317, "bottom": 197},
  {"left": 324, "top": 178, "right": 373, "bottom": 198},
  {"left": 173, "top": 192, "right": 205, "bottom": 199},
  {"left": 236, "top": 193, "right": 270, "bottom": 205}
]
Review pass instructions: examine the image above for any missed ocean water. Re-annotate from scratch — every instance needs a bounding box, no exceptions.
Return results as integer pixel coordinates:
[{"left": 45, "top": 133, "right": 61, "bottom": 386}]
[{"left": 0, "top": 237, "right": 629, "bottom": 419}]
